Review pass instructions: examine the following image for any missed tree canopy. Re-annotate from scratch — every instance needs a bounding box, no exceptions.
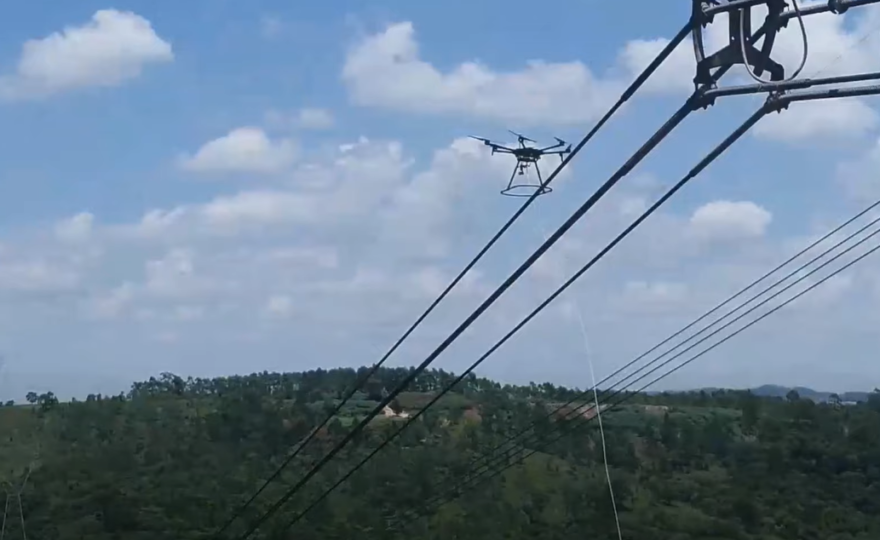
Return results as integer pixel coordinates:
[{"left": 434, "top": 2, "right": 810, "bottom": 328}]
[{"left": 1, "top": 366, "right": 879, "bottom": 540}]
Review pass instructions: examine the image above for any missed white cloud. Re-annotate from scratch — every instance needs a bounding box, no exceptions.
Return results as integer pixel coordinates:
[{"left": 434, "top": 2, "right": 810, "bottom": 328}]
[
  {"left": 260, "top": 15, "right": 284, "bottom": 40},
  {"left": 6, "top": 122, "right": 880, "bottom": 401},
  {"left": 0, "top": 260, "right": 79, "bottom": 294},
  {"left": 296, "top": 108, "right": 335, "bottom": 130},
  {"left": 407, "top": 265, "right": 487, "bottom": 300},
  {"left": 264, "top": 294, "right": 293, "bottom": 318},
  {"left": 180, "top": 128, "right": 298, "bottom": 175},
  {"left": 339, "top": 7, "right": 879, "bottom": 134},
  {"left": 143, "top": 249, "right": 227, "bottom": 300},
  {"left": 198, "top": 190, "right": 317, "bottom": 230},
  {"left": 742, "top": 2, "right": 880, "bottom": 142},
  {"left": 129, "top": 136, "right": 503, "bottom": 251},
  {"left": 838, "top": 137, "right": 880, "bottom": 203},
  {"left": 616, "top": 37, "right": 696, "bottom": 95},
  {"left": 689, "top": 201, "right": 773, "bottom": 242},
  {"left": 793, "top": 273, "right": 855, "bottom": 310},
  {"left": 378, "top": 137, "right": 510, "bottom": 258},
  {"left": 255, "top": 247, "right": 339, "bottom": 270},
  {"left": 85, "top": 283, "right": 135, "bottom": 320},
  {"left": 0, "top": 10, "right": 173, "bottom": 100},
  {"left": 54, "top": 212, "right": 95, "bottom": 243},
  {"left": 172, "top": 305, "right": 205, "bottom": 322},
  {"left": 617, "top": 280, "right": 690, "bottom": 315},
  {"left": 265, "top": 108, "right": 336, "bottom": 131},
  {"left": 81, "top": 249, "right": 229, "bottom": 321},
  {"left": 342, "top": 22, "right": 623, "bottom": 125},
  {"left": 755, "top": 98, "right": 879, "bottom": 142}
]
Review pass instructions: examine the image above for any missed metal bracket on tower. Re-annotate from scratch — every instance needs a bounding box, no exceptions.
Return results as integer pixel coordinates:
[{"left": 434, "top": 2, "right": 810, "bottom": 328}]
[{"left": 693, "top": 0, "right": 788, "bottom": 87}]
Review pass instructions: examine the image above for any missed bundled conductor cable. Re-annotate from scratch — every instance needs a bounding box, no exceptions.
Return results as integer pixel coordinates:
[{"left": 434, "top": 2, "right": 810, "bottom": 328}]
[{"left": 390, "top": 195, "right": 880, "bottom": 530}]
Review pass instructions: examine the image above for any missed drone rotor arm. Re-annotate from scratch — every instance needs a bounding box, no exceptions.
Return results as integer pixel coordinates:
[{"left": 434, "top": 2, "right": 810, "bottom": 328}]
[
  {"left": 545, "top": 147, "right": 571, "bottom": 162},
  {"left": 536, "top": 142, "right": 564, "bottom": 153},
  {"left": 490, "top": 145, "right": 516, "bottom": 154}
]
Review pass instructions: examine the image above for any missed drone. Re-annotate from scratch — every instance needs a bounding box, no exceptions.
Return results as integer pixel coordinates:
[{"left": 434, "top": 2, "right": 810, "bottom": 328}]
[{"left": 470, "top": 130, "right": 572, "bottom": 197}]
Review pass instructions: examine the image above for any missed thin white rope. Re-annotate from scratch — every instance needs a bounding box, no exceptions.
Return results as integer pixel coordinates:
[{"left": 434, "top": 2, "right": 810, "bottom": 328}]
[
  {"left": 15, "top": 495, "right": 24, "bottom": 540},
  {"left": 13, "top": 467, "right": 30, "bottom": 540},
  {"left": 572, "top": 304, "right": 623, "bottom": 540},
  {"left": 532, "top": 219, "right": 622, "bottom": 539},
  {"left": 808, "top": 17, "right": 880, "bottom": 79},
  {"left": 1, "top": 492, "right": 9, "bottom": 540}
]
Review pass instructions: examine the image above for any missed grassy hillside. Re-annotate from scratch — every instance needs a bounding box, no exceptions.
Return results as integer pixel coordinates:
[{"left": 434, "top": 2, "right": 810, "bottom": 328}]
[{"left": 2, "top": 367, "right": 880, "bottom": 540}]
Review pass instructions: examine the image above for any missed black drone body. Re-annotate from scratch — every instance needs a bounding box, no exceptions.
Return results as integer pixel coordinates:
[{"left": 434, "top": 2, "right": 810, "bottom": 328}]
[{"left": 470, "top": 130, "right": 572, "bottom": 197}]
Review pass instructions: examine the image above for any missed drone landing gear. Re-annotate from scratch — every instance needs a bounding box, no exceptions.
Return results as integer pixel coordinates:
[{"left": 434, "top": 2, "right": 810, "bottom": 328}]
[{"left": 500, "top": 161, "right": 553, "bottom": 197}]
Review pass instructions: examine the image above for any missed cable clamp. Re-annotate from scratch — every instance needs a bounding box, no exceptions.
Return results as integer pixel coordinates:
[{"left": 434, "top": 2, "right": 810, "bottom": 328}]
[
  {"left": 828, "top": 0, "right": 849, "bottom": 14},
  {"left": 765, "top": 90, "right": 790, "bottom": 113}
]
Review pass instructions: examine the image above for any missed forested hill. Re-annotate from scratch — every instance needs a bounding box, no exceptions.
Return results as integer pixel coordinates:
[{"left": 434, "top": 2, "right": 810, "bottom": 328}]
[{"left": 2, "top": 367, "right": 880, "bottom": 540}]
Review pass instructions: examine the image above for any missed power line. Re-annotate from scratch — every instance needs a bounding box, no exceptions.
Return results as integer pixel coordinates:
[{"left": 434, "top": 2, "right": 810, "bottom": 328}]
[
  {"left": 268, "top": 56, "right": 880, "bottom": 540},
  {"left": 224, "top": 2, "right": 880, "bottom": 537},
  {"left": 423, "top": 192, "right": 880, "bottom": 506},
  {"left": 211, "top": 20, "right": 692, "bottom": 540},
  {"left": 225, "top": 23, "right": 697, "bottom": 540},
  {"left": 0, "top": 469, "right": 31, "bottom": 540},
  {"left": 395, "top": 194, "right": 880, "bottom": 529},
  {"left": 383, "top": 82, "right": 880, "bottom": 526},
  {"left": 1, "top": 492, "right": 8, "bottom": 540},
  {"left": 399, "top": 204, "right": 880, "bottom": 525},
  {"left": 275, "top": 76, "right": 797, "bottom": 534},
  {"left": 386, "top": 102, "right": 772, "bottom": 527},
  {"left": 269, "top": 87, "right": 722, "bottom": 536}
]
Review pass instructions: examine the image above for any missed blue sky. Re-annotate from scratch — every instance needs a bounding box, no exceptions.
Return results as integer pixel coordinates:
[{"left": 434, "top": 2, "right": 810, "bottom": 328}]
[{"left": 0, "top": 0, "right": 879, "bottom": 400}]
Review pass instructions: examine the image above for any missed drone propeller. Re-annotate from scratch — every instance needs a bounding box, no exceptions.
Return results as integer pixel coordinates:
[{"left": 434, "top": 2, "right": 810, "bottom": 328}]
[
  {"left": 469, "top": 135, "right": 492, "bottom": 145},
  {"left": 553, "top": 137, "right": 567, "bottom": 146},
  {"left": 508, "top": 130, "right": 536, "bottom": 144}
]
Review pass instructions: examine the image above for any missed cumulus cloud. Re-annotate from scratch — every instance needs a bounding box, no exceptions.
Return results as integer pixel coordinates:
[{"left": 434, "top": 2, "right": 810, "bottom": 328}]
[
  {"left": 4, "top": 125, "right": 880, "bottom": 400},
  {"left": 55, "top": 212, "right": 95, "bottom": 243},
  {"left": 742, "top": 2, "right": 880, "bottom": 142},
  {"left": 60, "top": 135, "right": 510, "bottom": 336},
  {"left": 689, "top": 201, "right": 773, "bottom": 242},
  {"left": 339, "top": 7, "right": 879, "bottom": 135},
  {"left": 0, "top": 255, "right": 82, "bottom": 297},
  {"left": 85, "top": 283, "right": 135, "bottom": 320},
  {"left": 264, "top": 294, "right": 294, "bottom": 318},
  {"left": 342, "top": 22, "right": 624, "bottom": 125},
  {"left": 756, "top": 97, "right": 879, "bottom": 142},
  {"left": 80, "top": 249, "right": 234, "bottom": 324},
  {"left": 296, "top": 108, "right": 335, "bottom": 130},
  {"left": 838, "top": 137, "right": 880, "bottom": 203},
  {"left": 5, "top": 4, "right": 880, "bottom": 403},
  {"left": 0, "top": 260, "right": 79, "bottom": 294},
  {"left": 145, "top": 137, "right": 408, "bottom": 238},
  {"left": 616, "top": 37, "right": 696, "bottom": 95},
  {"left": 616, "top": 280, "right": 690, "bottom": 315},
  {"left": 0, "top": 9, "right": 173, "bottom": 100},
  {"left": 129, "top": 136, "right": 515, "bottom": 255},
  {"left": 179, "top": 128, "right": 298, "bottom": 175},
  {"left": 264, "top": 108, "right": 336, "bottom": 131},
  {"left": 142, "top": 249, "right": 231, "bottom": 300}
]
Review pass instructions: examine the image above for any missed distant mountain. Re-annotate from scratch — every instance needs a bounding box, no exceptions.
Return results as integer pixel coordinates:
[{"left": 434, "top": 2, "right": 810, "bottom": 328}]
[
  {"left": 654, "top": 385, "right": 873, "bottom": 403},
  {"left": 749, "top": 385, "right": 871, "bottom": 403}
]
